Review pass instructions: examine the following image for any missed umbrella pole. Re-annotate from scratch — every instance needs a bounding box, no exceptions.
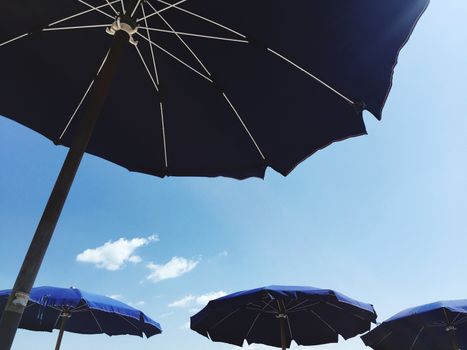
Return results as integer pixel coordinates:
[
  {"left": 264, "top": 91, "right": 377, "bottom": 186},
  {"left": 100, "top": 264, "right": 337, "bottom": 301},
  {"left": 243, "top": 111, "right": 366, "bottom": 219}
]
[
  {"left": 277, "top": 300, "right": 287, "bottom": 350},
  {"left": 0, "top": 2, "right": 140, "bottom": 345},
  {"left": 54, "top": 313, "right": 70, "bottom": 350},
  {"left": 279, "top": 317, "right": 287, "bottom": 350}
]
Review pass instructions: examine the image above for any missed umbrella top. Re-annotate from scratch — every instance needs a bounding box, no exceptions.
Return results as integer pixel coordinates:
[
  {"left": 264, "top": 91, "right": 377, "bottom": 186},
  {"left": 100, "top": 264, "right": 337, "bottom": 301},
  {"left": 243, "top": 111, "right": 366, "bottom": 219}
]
[
  {"left": 383, "top": 299, "right": 467, "bottom": 323},
  {"left": 0, "top": 286, "right": 162, "bottom": 336},
  {"left": 191, "top": 285, "right": 377, "bottom": 348},
  {"left": 210, "top": 285, "right": 376, "bottom": 316}
]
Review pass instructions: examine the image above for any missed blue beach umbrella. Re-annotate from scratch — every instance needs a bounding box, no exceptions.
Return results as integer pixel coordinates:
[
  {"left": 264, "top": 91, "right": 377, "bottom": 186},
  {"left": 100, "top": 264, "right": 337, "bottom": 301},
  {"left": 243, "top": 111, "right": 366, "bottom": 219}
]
[
  {"left": 190, "top": 285, "right": 377, "bottom": 349},
  {"left": 0, "top": 286, "right": 161, "bottom": 350},
  {"left": 361, "top": 300, "right": 467, "bottom": 350}
]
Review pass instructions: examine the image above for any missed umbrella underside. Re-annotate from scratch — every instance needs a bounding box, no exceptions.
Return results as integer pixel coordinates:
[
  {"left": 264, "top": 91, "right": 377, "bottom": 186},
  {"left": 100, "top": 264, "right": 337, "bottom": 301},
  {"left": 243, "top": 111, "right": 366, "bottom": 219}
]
[{"left": 0, "top": 0, "right": 429, "bottom": 179}]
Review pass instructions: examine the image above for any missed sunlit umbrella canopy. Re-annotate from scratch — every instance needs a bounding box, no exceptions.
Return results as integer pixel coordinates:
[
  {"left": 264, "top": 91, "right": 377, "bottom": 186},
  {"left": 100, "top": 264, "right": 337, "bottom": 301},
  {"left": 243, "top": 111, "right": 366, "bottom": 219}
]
[
  {"left": 191, "top": 285, "right": 377, "bottom": 349},
  {"left": 0, "top": 286, "right": 161, "bottom": 350},
  {"left": 361, "top": 300, "right": 467, "bottom": 350}
]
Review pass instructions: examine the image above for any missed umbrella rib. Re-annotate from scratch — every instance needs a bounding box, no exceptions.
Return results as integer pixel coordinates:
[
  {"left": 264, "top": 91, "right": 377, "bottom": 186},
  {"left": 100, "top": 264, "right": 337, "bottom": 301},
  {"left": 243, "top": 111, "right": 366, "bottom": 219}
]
[
  {"left": 286, "top": 315, "right": 294, "bottom": 340},
  {"left": 267, "top": 48, "right": 354, "bottom": 105},
  {"left": 134, "top": 45, "right": 160, "bottom": 92},
  {"left": 140, "top": 2, "right": 168, "bottom": 168},
  {"left": 120, "top": 0, "right": 125, "bottom": 14},
  {"left": 158, "top": 102, "right": 168, "bottom": 168},
  {"left": 136, "top": 0, "right": 188, "bottom": 23},
  {"left": 222, "top": 93, "right": 266, "bottom": 160},
  {"left": 117, "top": 314, "right": 140, "bottom": 331},
  {"left": 43, "top": 24, "right": 111, "bottom": 32},
  {"left": 245, "top": 313, "right": 261, "bottom": 338},
  {"left": 130, "top": 0, "right": 144, "bottom": 17},
  {"left": 77, "top": 0, "right": 115, "bottom": 20},
  {"left": 0, "top": 0, "right": 120, "bottom": 48},
  {"left": 105, "top": 0, "right": 119, "bottom": 15},
  {"left": 452, "top": 313, "right": 462, "bottom": 324},
  {"left": 372, "top": 331, "right": 393, "bottom": 347},
  {"left": 138, "top": 27, "right": 248, "bottom": 43},
  {"left": 89, "top": 310, "right": 104, "bottom": 333},
  {"left": 210, "top": 307, "right": 241, "bottom": 330},
  {"left": 409, "top": 326, "right": 424, "bottom": 350},
  {"left": 286, "top": 300, "right": 316, "bottom": 313},
  {"left": 325, "top": 301, "right": 368, "bottom": 321},
  {"left": 153, "top": 0, "right": 246, "bottom": 39},
  {"left": 141, "top": 2, "right": 160, "bottom": 84},
  {"left": 145, "top": 1, "right": 211, "bottom": 75},
  {"left": 59, "top": 49, "right": 110, "bottom": 140},
  {"left": 0, "top": 33, "right": 29, "bottom": 48},
  {"left": 135, "top": 32, "right": 213, "bottom": 83},
  {"left": 308, "top": 309, "right": 337, "bottom": 334},
  {"left": 48, "top": 0, "right": 120, "bottom": 27}
]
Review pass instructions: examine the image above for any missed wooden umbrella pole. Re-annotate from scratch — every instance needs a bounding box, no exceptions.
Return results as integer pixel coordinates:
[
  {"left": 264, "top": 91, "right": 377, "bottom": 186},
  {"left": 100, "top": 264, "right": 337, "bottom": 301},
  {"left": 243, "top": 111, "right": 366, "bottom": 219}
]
[
  {"left": 277, "top": 300, "right": 287, "bottom": 350},
  {"left": 0, "top": 2, "right": 140, "bottom": 349},
  {"left": 54, "top": 313, "right": 70, "bottom": 350},
  {"left": 279, "top": 317, "right": 287, "bottom": 350}
]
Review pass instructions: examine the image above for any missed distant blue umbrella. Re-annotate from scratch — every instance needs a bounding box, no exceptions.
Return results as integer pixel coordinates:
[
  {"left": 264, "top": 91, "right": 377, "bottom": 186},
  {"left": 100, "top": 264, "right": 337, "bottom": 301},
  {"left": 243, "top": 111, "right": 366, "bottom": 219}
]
[
  {"left": 361, "top": 300, "right": 467, "bottom": 350},
  {"left": 0, "top": 286, "right": 161, "bottom": 350},
  {"left": 191, "top": 285, "right": 377, "bottom": 349}
]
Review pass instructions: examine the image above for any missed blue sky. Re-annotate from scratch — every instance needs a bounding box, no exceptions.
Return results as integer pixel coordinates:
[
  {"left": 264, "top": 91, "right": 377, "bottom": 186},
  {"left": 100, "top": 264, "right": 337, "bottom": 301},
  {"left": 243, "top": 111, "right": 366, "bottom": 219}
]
[{"left": 1, "top": 1, "right": 467, "bottom": 349}]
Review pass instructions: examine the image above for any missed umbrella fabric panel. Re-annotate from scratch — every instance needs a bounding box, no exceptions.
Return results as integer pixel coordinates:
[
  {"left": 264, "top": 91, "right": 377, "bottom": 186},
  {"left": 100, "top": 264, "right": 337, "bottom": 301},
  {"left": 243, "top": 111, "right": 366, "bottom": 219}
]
[{"left": 0, "top": 0, "right": 429, "bottom": 179}]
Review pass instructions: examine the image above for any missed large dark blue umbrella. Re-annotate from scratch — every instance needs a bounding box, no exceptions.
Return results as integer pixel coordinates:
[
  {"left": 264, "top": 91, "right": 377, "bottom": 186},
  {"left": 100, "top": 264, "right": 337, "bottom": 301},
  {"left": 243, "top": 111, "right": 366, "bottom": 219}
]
[
  {"left": 0, "top": 286, "right": 161, "bottom": 350},
  {"left": 361, "top": 300, "right": 467, "bottom": 350},
  {"left": 191, "top": 285, "right": 377, "bottom": 349},
  {"left": 0, "top": 0, "right": 428, "bottom": 347}
]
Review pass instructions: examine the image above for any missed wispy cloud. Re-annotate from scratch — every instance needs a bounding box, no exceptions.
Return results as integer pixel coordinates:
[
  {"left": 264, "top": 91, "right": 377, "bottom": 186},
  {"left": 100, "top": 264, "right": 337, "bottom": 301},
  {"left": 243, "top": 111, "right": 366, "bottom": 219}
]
[
  {"left": 76, "top": 235, "right": 158, "bottom": 271},
  {"left": 218, "top": 250, "right": 229, "bottom": 257},
  {"left": 129, "top": 300, "right": 146, "bottom": 308},
  {"left": 107, "top": 294, "right": 124, "bottom": 301},
  {"left": 146, "top": 256, "right": 199, "bottom": 283},
  {"left": 169, "top": 291, "right": 227, "bottom": 309},
  {"left": 168, "top": 295, "right": 195, "bottom": 308}
]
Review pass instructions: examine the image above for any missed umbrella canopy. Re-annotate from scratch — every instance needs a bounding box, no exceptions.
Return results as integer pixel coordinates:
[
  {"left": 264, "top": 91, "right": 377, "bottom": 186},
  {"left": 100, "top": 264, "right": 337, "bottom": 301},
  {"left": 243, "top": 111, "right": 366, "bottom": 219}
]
[
  {"left": 191, "top": 285, "right": 377, "bottom": 349},
  {"left": 0, "top": 286, "right": 161, "bottom": 339},
  {"left": 0, "top": 0, "right": 429, "bottom": 179},
  {"left": 361, "top": 300, "right": 467, "bottom": 350}
]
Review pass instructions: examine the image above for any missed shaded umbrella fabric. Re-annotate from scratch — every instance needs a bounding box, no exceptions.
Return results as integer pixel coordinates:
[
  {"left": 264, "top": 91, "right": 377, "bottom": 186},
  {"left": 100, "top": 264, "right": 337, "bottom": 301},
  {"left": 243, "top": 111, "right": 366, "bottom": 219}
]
[
  {"left": 0, "top": 0, "right": 429, "bottom": 179},
  {"left": 0, "top": 286, "right": 161, "bottom": 337},
  {"left": 361, "top": 300, "right": 467, "bottom": 350},
  {"left": 191, "top": 285, "right": 377, "bottom": 348}
]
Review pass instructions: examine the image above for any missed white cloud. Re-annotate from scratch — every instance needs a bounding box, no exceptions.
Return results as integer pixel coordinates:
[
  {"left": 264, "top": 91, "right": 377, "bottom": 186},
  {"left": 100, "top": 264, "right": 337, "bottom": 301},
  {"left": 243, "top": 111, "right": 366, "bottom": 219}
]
[
  {"left": 129, "top": 301, "right": 146, "bottom": 307},
  {"left": 168, "top": 291, "right": 227, "bottom": 309},
  {"left": 108, "top": 294, "right": 124, "bottom": 301},
  {"left": 146, "top": 256, "right": 199, "bottom": 283},
  {"left": 168, "top": 295, "right": 195, "bottom": 308},
  {"left": 76, "top": 235, "right": 158, "bottom": 271},
  {"left": 195, "top": 291, "right": 227, "bottom": 306},
  {"left": 218, "top": 250, "right": 229, "bottom": 257}
]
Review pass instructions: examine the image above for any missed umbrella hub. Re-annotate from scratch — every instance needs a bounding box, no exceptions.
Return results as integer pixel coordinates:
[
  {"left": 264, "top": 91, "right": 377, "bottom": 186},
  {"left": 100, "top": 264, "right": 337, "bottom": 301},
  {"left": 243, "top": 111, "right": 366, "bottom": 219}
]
[
  {"left": 275, "top": 313, "right": 288, "bottom": 319},
  {"left": 106, "top": 14, "right": 139, "bottom": 46},
  {"left": 445, "top": 325, "right": 457, "bottom": 332}
]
